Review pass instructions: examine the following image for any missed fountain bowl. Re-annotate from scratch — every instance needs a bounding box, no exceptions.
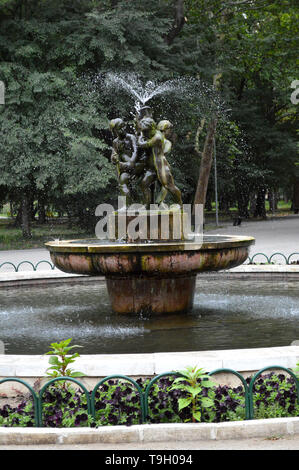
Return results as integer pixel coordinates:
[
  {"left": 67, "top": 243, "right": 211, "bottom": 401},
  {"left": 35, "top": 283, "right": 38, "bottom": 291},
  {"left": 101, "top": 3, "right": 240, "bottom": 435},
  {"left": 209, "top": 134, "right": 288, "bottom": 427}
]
[{"left": 45, "top": 235, "right": 255, "bottom": 315}]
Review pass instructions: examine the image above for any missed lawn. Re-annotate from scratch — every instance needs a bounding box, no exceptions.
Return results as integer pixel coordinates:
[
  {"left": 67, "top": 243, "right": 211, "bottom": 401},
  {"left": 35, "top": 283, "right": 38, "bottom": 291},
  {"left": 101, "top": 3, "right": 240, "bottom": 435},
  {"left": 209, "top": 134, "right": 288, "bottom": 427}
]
[{"left": 0, "top": 219, "right": 93, "bottom": 250}]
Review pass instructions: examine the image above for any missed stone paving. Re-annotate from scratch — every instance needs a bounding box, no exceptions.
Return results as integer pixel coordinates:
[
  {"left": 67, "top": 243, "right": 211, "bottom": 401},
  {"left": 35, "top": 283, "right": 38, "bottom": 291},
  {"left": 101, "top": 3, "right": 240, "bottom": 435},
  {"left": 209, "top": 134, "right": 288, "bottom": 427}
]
[
  {"left": 208, "top": 215, "right": 299, "bottom": 258},
  {"left": 1, "top": 435, "right": 299, "bottom": 450}
]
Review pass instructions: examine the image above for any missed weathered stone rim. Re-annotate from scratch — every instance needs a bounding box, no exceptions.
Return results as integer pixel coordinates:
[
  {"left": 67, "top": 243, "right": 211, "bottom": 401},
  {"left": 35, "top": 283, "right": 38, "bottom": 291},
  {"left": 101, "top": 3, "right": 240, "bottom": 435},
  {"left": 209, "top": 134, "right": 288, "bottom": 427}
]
[{"left": 45, "top": 235, "right": 255, "bottom": 254}]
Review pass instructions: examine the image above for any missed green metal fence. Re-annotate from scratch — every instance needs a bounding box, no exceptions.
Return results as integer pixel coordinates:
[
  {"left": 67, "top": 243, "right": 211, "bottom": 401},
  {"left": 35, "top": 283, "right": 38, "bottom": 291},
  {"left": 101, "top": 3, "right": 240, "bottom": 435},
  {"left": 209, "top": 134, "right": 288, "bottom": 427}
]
[
  {"left": 247, "top": 252, "right": 299, "bottom": 265},
  {"left": 0, "top": 260, "right": 55, "bottom": 272},
  {"left": 1, "top": 365, "right": 299, "bottom": 427}
]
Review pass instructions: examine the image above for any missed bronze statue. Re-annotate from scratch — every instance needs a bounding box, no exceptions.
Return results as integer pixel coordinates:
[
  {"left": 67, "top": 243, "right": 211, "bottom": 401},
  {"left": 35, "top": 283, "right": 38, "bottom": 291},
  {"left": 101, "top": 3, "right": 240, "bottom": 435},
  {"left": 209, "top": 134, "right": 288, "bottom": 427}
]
[
  {"left": 137, "top": 116, "right": 183, "bottom": 207},
  {"left": 110, "top": 107, "right": 182, "bottom": 208},
  {"left": 109, "top": 118, "right": 138, "bottom": 205}
]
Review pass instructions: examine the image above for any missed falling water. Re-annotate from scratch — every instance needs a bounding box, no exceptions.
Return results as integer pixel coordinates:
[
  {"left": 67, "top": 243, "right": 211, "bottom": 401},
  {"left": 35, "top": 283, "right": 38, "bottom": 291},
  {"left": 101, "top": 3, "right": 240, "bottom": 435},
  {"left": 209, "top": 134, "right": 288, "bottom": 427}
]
[{"left": 102, "top": 72, "right": 224, "bottom": 118}]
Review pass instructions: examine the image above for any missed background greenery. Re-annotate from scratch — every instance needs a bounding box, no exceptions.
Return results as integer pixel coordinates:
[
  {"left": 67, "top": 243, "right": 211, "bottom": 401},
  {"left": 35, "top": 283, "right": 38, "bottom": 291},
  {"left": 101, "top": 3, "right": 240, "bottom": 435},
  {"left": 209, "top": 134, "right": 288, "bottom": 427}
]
[{"left": 0, "top": 0, "right": 298, "bottom": 242}]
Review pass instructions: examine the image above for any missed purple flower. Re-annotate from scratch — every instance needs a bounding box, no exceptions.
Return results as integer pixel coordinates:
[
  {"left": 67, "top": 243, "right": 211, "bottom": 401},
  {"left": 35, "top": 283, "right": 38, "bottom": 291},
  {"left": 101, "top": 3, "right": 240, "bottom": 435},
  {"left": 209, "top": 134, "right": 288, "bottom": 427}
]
[{"left": 75, "top": 413, "right": 88, "bottom": 426}]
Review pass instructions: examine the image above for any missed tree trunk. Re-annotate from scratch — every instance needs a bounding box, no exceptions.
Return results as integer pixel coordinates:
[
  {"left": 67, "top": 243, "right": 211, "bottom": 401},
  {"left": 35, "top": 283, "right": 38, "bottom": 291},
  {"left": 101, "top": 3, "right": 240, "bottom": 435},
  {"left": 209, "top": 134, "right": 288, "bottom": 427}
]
[
  {"left": 219, "top": 195, "right": 230, "bottom": 214},
  {"left": 166, "top": 0, "right": 185, "bottom": 45},
  {"left": 254, "top": 188, "right": 267, "bottom": 219},
  {"left": 21, "top": 195, "right": 32, "bottom": 239},
  {"left": 193, "top": 118, "right": 218, "bottom": 213},
  {"left": 38, "top": 199, "right": 46, "bottom": 224},
  {"left": 292, "top": 177, "right": 299, "bottom": 214},
  {"left": 237, "top": 192, "right": 249, "bottom": 218},
  {"left": 268, "top": 190, "right": 277, "bottom": 213},
  {"left": 13, "top": 203, "right": 22, "bottom": 227},
  {"left": 249, "top": 192, "right": 257, "bottom": 216},
  {"left": 274, "top": 192, "right": 279, "bottom": 210}
]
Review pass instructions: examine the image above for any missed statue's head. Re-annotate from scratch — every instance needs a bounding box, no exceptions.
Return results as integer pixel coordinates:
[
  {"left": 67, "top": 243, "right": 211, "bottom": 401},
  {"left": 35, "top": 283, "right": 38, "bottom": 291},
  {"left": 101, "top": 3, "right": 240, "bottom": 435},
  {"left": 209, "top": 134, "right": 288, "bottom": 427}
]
[
  {"left": 157, "top": 120, "right": 173, "bottom": 134},
  {"left": 110, "top": 118, "right": 126, "bottom": 137},
  {"left": 137, "top": 106, "right": 153, "bottom": 121},
  {"left": 139, "top": 117, "right": 156, "bottom": 134}
]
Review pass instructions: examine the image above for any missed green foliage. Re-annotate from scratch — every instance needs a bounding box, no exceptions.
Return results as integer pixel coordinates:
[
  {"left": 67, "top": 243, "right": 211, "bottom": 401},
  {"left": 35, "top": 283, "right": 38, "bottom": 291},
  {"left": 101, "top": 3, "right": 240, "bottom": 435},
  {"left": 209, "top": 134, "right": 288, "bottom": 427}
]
[
  {"left": 170, "top": 366, "right": 216, "bottom": 422},
  {"left": 0, "top": 0, "right": 297, "bottom": 226},
  {"left": 0, "top": 401, "right": 34, "bottom": 427},
  {"left": 45, "top": 338, "right": 86, "bottom": 379}
]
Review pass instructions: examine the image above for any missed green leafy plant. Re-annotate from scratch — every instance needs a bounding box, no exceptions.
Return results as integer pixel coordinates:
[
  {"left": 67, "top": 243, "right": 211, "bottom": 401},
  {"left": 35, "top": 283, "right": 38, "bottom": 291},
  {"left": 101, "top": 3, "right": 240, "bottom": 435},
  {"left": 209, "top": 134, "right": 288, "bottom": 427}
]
[
  {"left": 45, "top": 338, "right": 86, "bottom": 379},
  {"left": 170, "top": 366, "right": 216, "bottom": 422}
]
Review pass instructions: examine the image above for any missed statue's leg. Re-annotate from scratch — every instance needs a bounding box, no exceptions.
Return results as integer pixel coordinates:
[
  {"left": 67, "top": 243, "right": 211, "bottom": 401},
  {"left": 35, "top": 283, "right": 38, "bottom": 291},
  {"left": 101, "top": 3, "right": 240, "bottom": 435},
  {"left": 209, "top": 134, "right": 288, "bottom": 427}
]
[
  {"left": 119, "top": 172, "right": 132, "bottom": 204},
  {"left": 168, "top": 184, "right": 183, "bottom": 206},
  {"left": 164, "top": 173, "right": 183, "bottom": 206},
  {"left": 141, "top": 171, "right": 156, "bottom": 208},
  {"left": 156, "top": 184, "right": 168, "bottom": 205}
]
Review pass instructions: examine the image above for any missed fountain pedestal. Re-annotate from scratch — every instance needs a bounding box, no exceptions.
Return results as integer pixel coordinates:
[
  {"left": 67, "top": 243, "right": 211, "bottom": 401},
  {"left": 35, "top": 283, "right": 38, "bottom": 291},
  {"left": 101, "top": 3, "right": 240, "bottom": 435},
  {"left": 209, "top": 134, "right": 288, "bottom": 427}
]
[
  {"left": 109, "top": 208, "right": 189, "bottom": 242},
  {"left": 106, "top": 274, "right": 196, "bottom": 314}
]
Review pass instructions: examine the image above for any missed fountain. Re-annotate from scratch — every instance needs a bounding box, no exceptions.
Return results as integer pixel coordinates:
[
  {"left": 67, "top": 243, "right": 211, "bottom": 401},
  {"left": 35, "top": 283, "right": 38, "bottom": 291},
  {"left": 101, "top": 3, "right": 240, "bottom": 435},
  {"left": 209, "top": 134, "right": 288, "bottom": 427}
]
[{"left": 45, "top": 76, "right": 254, "bottom": 315}]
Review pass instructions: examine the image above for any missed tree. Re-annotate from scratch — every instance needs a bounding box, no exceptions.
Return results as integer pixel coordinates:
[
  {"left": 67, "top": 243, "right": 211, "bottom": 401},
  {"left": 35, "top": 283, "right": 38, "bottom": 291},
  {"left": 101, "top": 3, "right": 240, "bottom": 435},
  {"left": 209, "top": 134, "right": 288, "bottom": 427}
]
[
  {"left": 0, "top": 0, "right": 297, "bottom": 236},
  {"left": 184, "top": 0, "right": 298, "bottom": 215}
]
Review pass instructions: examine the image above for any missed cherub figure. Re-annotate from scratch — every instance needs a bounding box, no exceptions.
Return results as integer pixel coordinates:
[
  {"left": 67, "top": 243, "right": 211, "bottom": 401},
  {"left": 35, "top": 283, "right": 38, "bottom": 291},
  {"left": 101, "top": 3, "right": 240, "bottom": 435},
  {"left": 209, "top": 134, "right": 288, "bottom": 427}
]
[
  {"left": 137, "top": 117, "right": 183, "bottom": 208},
  {"left": 109, "top": 118, "right": 138, "bottom": 205}
]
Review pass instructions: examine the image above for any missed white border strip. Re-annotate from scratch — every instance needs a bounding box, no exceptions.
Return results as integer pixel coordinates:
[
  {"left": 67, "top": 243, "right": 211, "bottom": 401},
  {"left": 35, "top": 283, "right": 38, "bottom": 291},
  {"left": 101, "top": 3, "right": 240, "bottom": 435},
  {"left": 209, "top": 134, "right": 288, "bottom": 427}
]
[
  {"left": 1, "top": 418, "right": 299, "bottom": 445},
  {"left": 1, "top": 346, "right": 299, "bottom": 377}
]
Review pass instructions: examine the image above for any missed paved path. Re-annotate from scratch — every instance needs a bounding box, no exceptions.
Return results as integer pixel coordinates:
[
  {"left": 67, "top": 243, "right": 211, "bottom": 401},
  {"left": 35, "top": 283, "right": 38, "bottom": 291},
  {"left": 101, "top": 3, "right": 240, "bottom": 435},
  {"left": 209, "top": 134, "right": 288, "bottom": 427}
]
[
  {"left": 0, "top": 248, "right": 51, "bottom": 270},
  {"left": 1, "top": 435, "right": 299, "bottom": 450},
  {"left": 208, "top": 216, "right": 299, "bottom": 258}
]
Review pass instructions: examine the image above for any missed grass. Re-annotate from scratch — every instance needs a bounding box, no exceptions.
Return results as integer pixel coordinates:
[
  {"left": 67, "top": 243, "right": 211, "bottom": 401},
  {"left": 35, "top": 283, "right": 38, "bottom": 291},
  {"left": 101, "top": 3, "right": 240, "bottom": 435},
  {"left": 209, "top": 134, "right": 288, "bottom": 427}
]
[
  {"left": 207, "top": 200, "right": 292, "bottom": 212},
  {"left": 205, "top": 200, "right": 293, "bottom": 223},
  {"left": 0, "top": 219, "right": 93, "bottom": 250}
]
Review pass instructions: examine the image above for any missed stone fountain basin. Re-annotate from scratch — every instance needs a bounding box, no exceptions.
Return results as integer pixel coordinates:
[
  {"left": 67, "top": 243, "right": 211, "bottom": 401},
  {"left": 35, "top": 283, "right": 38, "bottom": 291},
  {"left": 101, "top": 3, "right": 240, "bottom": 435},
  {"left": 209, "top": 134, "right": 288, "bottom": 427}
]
[
  {"left": 45, "top": 235, "right": 255, "bottom": 314},
  {"left": 45, "top": 235, "right": 255, "bottom": 276}
]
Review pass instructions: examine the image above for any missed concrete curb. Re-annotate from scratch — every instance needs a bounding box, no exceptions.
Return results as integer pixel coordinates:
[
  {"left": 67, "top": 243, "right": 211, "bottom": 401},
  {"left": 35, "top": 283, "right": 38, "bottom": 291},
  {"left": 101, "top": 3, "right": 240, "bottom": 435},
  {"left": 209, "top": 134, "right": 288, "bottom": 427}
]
[
  {"left": 1, "top": 418, "right": 299, "bottom": 445},
  {"left": 2, "top": 346, "right": 299, "bottom": 379}
]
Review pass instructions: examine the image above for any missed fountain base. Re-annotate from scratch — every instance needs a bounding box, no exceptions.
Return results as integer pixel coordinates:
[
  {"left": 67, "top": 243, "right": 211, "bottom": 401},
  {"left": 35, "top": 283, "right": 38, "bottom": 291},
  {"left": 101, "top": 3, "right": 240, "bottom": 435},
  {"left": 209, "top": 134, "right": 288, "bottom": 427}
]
[{"left": 106, "top": 274, "right": 196, "bottom": 314}]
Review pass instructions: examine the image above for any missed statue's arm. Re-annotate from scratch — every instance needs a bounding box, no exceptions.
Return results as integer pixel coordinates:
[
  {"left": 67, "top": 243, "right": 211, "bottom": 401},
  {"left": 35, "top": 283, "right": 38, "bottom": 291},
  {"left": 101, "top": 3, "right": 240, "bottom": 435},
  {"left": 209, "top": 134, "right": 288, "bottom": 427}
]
[
  {"left": 111, "top": 141, "right": 119, "bottom": 164},
  {"left": 138, "top": 134, "right": 159, "bottom": 149}
]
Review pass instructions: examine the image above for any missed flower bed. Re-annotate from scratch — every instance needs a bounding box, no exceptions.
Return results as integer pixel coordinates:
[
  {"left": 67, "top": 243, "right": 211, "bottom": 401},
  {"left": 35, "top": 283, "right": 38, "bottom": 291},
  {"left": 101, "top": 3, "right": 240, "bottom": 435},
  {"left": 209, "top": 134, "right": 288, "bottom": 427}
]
[{"left": 1, "top": 371, "right": 299, "bottom": 428}]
